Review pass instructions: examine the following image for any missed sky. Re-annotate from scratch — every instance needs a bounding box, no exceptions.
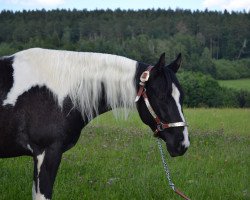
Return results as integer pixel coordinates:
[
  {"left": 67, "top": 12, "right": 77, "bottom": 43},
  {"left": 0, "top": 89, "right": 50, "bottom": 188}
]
[{"left": 0, "top": 0, "right": 249, "bottom": 12}]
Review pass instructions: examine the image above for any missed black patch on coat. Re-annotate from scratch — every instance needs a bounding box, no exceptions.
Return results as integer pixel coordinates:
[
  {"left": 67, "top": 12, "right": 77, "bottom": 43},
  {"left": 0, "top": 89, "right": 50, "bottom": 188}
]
[{"left": 0, "top": 56, "right": 14, "bottom": 104}]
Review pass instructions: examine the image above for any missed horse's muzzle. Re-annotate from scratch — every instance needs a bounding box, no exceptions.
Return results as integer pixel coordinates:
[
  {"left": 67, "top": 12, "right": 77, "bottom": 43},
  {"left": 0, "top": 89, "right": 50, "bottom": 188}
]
[{"left": 167, "top": 143, "right": 188, "bottom": 157}]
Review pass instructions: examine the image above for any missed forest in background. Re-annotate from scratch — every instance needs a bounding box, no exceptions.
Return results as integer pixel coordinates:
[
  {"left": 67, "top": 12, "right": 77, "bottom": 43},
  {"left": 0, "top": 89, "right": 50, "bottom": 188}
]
[{"left": 0, "top": 9, "right": 249, "bottom": 107}]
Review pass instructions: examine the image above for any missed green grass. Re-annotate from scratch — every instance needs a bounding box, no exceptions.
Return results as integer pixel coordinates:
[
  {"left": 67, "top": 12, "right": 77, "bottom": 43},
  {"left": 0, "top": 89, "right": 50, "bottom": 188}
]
[
  {"left": 218, "top": 78, "right": 250, "bottom": 91},
  {"left": 0, "top": 109, "right": 249, "bottom": 200},
  {"left": 185, "top": 108, "right": 250, "bottom": 135}
]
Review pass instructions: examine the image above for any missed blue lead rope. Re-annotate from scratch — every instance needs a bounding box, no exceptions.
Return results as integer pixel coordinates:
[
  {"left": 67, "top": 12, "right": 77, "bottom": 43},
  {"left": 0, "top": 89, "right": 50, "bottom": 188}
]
[{"left": 157, "top": 138, "right": 191, "bottom": 200}]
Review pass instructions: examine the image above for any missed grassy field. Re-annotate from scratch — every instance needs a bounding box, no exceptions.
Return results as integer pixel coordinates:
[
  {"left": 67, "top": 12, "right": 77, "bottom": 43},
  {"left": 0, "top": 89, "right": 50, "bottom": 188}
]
[
  {"left": 0, "top": 108, "right": 249, "bottom": 200},
  {"left": 218, "top": 78, "right": 250, "bottom": 91}
]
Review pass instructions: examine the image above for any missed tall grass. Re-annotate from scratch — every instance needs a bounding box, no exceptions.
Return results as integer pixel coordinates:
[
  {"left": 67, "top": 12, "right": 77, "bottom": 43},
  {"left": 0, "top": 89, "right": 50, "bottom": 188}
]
[
  {"left": 185, "top": 108, "right": 250, "bottom": 135},
  {"left": 0, "top": 109, "right": 249, "bottom": 200}
]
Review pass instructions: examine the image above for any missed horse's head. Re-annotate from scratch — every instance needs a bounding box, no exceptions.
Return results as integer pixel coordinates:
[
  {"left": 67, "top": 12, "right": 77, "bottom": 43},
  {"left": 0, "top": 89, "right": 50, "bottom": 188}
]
[{"left": 136, "top": 53, "right": 190, "bottom": 157}]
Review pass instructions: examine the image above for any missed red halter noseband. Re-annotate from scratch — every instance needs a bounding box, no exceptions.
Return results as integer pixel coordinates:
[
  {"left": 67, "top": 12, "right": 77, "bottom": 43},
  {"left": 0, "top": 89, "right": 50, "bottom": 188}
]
[{"left": 135, "top": 66, "right": 188, "bottom": 137}]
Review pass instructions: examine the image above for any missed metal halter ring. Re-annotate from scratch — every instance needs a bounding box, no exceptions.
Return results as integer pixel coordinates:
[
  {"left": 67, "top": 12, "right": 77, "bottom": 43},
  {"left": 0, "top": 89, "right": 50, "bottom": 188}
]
[{"left": 157, "top": 122, "right": 165, "bottom": 131}]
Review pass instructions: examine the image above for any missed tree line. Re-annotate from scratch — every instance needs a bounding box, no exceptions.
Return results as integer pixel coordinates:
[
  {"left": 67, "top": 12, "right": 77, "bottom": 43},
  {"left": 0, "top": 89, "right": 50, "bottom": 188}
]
[
  {"left": 0, "top": 8, "right": 249, "bottom": 107},
  {"left": 0, "top": 9, "right": 249, "bottom": 58}
]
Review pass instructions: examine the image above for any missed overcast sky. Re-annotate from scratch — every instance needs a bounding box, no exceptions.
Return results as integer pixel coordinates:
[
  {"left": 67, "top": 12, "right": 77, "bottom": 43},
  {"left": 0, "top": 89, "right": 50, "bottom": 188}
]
[{"left": 0, "top": 0, "right": 249, "bottom": 12}]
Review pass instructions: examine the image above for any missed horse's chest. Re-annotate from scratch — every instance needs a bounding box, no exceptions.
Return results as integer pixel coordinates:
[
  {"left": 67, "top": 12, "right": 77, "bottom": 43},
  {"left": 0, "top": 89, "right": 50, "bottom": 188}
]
[
  {"left": 0, "top": 89, "right": 85, "bottom": 157},
  {"left": 0, "top": 106, "right": 30, "bottom": 157}
]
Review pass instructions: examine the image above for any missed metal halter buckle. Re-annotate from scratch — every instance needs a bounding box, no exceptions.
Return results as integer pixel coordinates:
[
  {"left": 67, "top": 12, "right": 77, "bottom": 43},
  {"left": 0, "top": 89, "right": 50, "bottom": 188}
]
[{"left": 157, "top": 122, "right": 164, "bottom": 131}]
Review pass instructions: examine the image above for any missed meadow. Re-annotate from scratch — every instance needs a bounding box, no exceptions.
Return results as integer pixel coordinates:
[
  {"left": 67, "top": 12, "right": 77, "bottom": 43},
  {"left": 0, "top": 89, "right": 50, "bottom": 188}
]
[
  {"left": 0, "top": 108, "right": 249, "bottom": 200},
  {"left": 218, "top": 78, "right": 250, "bottom": 91}
]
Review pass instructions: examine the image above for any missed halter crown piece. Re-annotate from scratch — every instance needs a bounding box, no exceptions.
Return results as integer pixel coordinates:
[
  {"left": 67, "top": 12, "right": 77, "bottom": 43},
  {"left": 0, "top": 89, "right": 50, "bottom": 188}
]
[{"left": 135, "top": 66, "right": 188, "bottom": 137}]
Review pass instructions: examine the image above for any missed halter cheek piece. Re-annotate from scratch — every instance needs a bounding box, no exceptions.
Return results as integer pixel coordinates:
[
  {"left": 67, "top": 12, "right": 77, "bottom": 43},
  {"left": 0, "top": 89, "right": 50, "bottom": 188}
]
[{"left": 135, "top": 66, "right": 188, "bottom": 137}]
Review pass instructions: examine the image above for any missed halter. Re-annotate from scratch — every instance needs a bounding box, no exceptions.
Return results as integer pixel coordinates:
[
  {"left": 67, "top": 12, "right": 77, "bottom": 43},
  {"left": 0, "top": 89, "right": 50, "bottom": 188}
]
[
  {"left": 135, "top": 66, "right": 188, "bottom": 137},
  {"left": 136, "top": 66, "right": 191, "bottom": 200}
]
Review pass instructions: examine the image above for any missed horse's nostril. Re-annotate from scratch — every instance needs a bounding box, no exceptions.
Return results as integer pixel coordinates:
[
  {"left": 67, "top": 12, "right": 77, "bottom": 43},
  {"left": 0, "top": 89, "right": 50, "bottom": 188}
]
[
  {"left": 177, "top": 145, "right": 182, "bottom": 152},
  {"left": 177, "top": 144, "right": 188, "bottom": 155}
]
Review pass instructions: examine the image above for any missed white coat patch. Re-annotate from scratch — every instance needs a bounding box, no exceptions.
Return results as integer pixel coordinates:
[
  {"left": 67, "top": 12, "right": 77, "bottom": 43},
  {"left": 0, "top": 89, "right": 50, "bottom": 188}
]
[
  {"left": 32, "top": 181, "right": 36, "bottom": 200},
  {"left": 171, "top": 83, "right": 190, "bottom": 148},
  {"left": 35, "top": 151, "right": 48, "bottom": 200},
  {"left": 34, "top": 193, "right": 50, "bottom": 200},
  {"left": 27, "top": 144, "right": 33, "bottom": 153},
  {"left": 3, "top": 48, "right": 137, "bottom": 119},
  {"left": 37, "top": 151, "right": 45, "bottom": 175}
]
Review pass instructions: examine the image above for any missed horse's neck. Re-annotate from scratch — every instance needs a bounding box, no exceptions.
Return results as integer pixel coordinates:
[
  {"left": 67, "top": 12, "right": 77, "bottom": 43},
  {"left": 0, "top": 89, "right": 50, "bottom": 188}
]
[
  {"left": 89, "top": 62, "right": 150, "bottom": 120},
  {"left": 71, "top": 60, "right": 139, "bottom": 121}
]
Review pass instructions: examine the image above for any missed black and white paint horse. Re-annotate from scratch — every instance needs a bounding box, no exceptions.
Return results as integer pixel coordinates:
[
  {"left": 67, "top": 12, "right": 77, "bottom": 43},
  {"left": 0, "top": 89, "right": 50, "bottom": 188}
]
[{"left": 0, "top": 48, "right": 190, "bottom": 200}]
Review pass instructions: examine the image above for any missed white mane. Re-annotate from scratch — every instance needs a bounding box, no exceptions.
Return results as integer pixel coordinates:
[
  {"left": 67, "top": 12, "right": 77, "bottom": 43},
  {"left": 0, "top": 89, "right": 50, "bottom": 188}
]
[{"left": 4, "top": 48, "right": 137, "bottom": 119}]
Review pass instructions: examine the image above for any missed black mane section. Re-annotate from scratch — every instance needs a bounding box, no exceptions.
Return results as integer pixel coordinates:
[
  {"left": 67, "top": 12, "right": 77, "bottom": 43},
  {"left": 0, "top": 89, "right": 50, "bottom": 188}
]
[{"left": 0, "top": 56, "right": 14, "bottom": 104}]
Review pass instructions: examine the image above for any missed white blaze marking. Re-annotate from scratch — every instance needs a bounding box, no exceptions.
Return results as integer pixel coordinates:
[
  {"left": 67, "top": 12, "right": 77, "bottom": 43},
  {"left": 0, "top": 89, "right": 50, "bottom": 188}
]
[{"left": 171, "top": 83, "right": 190, "bottom": 148}]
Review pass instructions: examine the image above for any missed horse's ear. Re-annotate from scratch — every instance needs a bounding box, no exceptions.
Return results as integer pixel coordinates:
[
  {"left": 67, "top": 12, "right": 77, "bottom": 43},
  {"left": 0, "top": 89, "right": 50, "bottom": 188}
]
[
  {"left": 155, "top": 53, "right": 165, "bottom": 68},
  {"left": 169, "top": 53, "right": 182, "bottom": 73}
]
